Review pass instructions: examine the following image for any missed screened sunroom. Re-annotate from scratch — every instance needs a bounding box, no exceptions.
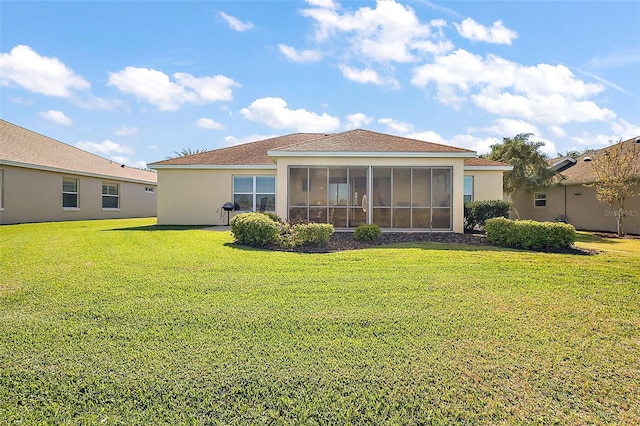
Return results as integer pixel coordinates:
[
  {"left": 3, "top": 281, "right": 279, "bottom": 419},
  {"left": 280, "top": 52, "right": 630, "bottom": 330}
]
[{"left": 287, "top": 166, "right": 452, "bottom": 230}]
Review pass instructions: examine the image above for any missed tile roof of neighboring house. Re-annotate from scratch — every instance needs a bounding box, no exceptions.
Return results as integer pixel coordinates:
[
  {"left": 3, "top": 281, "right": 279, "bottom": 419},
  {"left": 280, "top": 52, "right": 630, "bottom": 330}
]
[
  {"left": 149, "top": 133, "right": 323, "bottom": 167},
  {"left": 0, "top": 120, "right": 157, "bottom": 184},
  {"left": 556, "top": 136, "right": 640, "bottom": 184},
  {"left": 150, "top": 129, "right": 484, "bottom": 168}
]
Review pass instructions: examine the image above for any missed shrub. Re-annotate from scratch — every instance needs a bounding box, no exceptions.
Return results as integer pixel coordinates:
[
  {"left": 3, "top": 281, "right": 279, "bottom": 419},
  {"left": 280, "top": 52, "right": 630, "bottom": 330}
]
[
  {"left": 485, "top": 218, "right": 576, "bottom": 250},
  {"left": 230, "top": 212, "right": 280, "bottom": 246},
  {"left": 464, "top": 200, "right": 512, "bottom": 232},
  {"left": 354, "top": 224, "right": 382, "bottom": 243},
  {"left": 262, "top": 212, "right": 283, "bottom": 223},
  {"left": 292, "top": 223, "right": 335, "bottom": 247}
]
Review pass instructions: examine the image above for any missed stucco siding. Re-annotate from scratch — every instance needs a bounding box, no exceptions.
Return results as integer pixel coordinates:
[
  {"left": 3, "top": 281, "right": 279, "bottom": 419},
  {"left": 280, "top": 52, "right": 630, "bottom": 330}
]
[
  {"left": 515, "top": 183, "right": 640, "bottom": 234},
  {"left": 156, "top": 168, "right": 275, "bottom": 225},
  {"left": 465, "top": 170, "right": 505, "bottom": 201},
  {"left": 0, "top": 165, "right": 156, "bottom": 225}
]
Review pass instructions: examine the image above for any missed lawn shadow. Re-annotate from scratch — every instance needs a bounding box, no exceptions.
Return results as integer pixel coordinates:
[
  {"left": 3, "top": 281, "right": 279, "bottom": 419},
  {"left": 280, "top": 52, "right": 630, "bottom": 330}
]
[
  {"left": 575, "top": 232, "right": 627, "bottom": 245},
  {"left": 374, "top": 242, "right": 597, "bottom": 256},
  {"left": 108, "top": 225, "right": 213, "bottom": 232}
]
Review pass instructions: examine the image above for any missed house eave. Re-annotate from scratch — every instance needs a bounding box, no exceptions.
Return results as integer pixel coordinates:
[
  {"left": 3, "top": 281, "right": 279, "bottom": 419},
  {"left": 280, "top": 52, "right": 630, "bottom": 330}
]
[
  {"left": 0, "top": 159, "right": 157, "bottom": 185},
  {"left": 464, "top": 165, "right": 513, "bottom": 171},
  {"left": 149, "top": 164, "right": 278, "bottom": 170},
  {"left": 267, "top": 150, "right": 475, "bottom": 158}
]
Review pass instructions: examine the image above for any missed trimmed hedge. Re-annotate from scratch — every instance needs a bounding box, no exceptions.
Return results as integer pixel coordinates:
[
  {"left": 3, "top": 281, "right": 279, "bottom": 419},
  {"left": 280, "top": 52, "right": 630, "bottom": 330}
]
[
  {"left": 292, "top": 223, "right": 335, "bottom": 247},
  {"left": 485, "top": 217, "right": 576, "bottom": 250},
  {"left": 464, "top": 199, "right": 512, "bottom": 232},
  {"left": 354, "top": 224, "right": 382, "bottom": 243},
  {"left": 230, "top": 212, "right": 280, "bottom": 246}
]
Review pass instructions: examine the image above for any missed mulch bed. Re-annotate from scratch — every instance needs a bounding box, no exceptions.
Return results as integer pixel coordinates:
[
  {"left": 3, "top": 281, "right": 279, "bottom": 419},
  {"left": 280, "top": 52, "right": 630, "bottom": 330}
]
[{"left": 257, "top": 232, "right": 597, "bottom": 255}]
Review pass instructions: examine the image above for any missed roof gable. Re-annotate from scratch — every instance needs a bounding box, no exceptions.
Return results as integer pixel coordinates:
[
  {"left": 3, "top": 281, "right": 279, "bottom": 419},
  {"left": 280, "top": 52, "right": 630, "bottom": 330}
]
[{"left": 0, "top": 120, "right": 157, "bottom": 184}]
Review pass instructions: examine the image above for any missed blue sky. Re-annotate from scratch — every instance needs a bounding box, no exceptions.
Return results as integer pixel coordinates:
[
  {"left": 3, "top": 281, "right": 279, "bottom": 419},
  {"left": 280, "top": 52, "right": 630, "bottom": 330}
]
[{"left": 2, "top": 0, "right": 639, "bottom": 169}]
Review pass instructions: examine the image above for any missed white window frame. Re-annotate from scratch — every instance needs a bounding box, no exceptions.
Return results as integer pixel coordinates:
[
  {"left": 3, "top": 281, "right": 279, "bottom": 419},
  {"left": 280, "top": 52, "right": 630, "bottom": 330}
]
[
  {"left": 62, "top": 177, "right": 80, "bottom": 210},
  {"left": 463, "top": 175, "right": 474, "bottom": 204},
  {"left": 102, "top": 182, "right": 120, "bottom": 210},
  {"left": 534, "top": 192, "right": 547, "bottom": 208},
  {"left": 233, "top": 175, "right": 276, "bottom": 212}
]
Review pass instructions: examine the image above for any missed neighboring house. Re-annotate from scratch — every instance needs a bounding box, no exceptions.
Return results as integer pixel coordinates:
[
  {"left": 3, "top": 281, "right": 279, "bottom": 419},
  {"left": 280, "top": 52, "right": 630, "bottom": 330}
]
[
  {"left": 0, "top": 120, "right": 157, "bottom": 225},
  {"left": 514, "top": 136, "right": 640, "bottom": 234},
  {"left": 149, "top": 129, "right": 511, "bottom": 233}
]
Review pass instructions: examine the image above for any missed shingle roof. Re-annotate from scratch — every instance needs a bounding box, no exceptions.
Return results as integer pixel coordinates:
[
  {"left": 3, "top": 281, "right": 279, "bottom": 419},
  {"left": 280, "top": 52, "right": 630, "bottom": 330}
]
[
  {"left": 150, "top": 129, "right": 477, "bottom": 167},
  {"left": 557, "top": 137, "right": 640, "bottom": 184},
  {"left": 0, "top": 120, "right": 157, "bottom": 184},
  {"left": 272, "top": 129, "right": 474, "bottom": 154},
  {"left": 149, "top": 133, "right": 324, "bottom": 166}
]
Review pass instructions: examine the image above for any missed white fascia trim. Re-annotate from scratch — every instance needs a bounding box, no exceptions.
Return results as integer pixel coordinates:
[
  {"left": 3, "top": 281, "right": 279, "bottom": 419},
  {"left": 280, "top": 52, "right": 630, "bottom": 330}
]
[
  {"left": 149, "top": 164, "right": 277, "bottom": 170},
  {"left": 0, "top": 160, "right": 157, "bottom": 185},
  {"left": 267, "top": 151, "right": 475, "bottom": 158},
  {"left": 464, "top": 166, "right": 513, "bottom": 171}
]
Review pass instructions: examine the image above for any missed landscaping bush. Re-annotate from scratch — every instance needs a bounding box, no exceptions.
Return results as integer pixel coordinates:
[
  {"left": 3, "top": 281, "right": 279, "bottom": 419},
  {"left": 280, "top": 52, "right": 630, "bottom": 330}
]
[
  {"left": 354, "top": 224, "right": 382, "bottom": 243},
  {"left": 464, "top": 200, "right": 512, "bottom": 232},
  {"left": 292, "top": 223, "right": 334, "bottom": 247},
  {"left": 262, "top": 212, "right": 283, "bottom": 223},
  {"left": 230, "top": 212, "right": 280, "bottom": 246},
  {"left": 485, "top": 217, "right": 576, "bottom": 250}
]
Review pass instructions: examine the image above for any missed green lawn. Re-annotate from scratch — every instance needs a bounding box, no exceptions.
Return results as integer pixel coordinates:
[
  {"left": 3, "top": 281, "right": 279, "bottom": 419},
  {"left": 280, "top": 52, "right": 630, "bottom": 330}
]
[{"left": 1, "top": 218, "right": 639, "bottom": 424}]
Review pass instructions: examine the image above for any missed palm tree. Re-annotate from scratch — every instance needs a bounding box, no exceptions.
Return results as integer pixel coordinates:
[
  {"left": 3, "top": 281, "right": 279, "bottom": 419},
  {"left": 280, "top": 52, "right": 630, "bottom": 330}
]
[{"left": 173, "top": 147, "right": 208, "bottom": 157}]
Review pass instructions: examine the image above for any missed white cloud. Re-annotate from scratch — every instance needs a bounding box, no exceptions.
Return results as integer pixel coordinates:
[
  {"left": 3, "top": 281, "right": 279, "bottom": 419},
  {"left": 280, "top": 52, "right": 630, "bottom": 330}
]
[
  {"left": 76, "top": 140, "right": 134, "bottom": 156},
  {"left": 339, "top": 64, "right": 383, "bottom": 85},
  {"left": 378, "top": 117, "right": 414, "bottom": 134},
  {"left": 278, "top": 44, "right": 323, "bottom": 63},
  {"left": 0, "top": 45, "right": 90, "bottom": 97},
  {"left": 586, "top": 49, "right": 640, "bottom": 69},
  {"left": 469, "top": 118, "right": 540, "bottom": 137},
  {"left": 196, "top": 117, "right": 224, "bottom": 130},
  {"left": 39, "top": 110, "right": 73, "bottom": 126},
  {"left": 548, "top": 126, "right": 566, "bottom": 138},
  {"left": 446, "top": 134, "right": 502, "bottom": 155},
  {"left": 9, "top": 96, "right": 33, "bottom": 105},
  {"left": 219, "top": 12, "right": 254, "bottom": 32},
  {"left": 610, "top": 118, "right": 640, "bottom": 139},
  {"left": 301, "top": 0, "right": 437, "bottom": 63},
  {"left": 405, "top": 130, "right": 444, "bottom": 143},
  {"left": 412, "top": 49, "right": 615, "bottom": 125},
  {"left": 148, "top": 145, "right": 159, "bottom": 150},
  {"left": 305, "top": 0, "right": 338, "bottom": 9},
  {"left": 240, "top": 97, "right": 341, "bottom": 132},
  {"left": 454, "top": 18, "right": 517, "bottom": 45},
  {"left": 114, "top": 126, "right": 138, "bottom": 136},
  {"left": 224, "top": 134, "right": 281, "bottom": 146},
  {"left": 344, "top": 112, "right": 373, "bottom": 129},
  {"left": 111, "top": 156, "right": 148, "bottom": 170},
  {"left": 108, "top": 67, "right": 239, "bottom": 111}
]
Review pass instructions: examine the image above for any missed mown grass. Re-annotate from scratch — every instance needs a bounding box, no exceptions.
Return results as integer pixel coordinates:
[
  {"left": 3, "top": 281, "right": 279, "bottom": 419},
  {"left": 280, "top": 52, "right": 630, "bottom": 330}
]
[{"left": 1, "top": 219, "right": 639, "bottom": 424}]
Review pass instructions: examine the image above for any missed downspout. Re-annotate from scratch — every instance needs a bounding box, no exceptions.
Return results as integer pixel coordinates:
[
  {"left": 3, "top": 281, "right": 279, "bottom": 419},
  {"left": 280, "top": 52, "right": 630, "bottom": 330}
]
[{"left": 564, "top": 184, "right": 567, "bottom": 222}]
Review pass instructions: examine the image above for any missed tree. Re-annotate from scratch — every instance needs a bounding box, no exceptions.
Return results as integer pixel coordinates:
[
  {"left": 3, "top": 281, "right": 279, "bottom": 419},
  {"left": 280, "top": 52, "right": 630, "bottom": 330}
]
[
  {"left": 488, "top": 133, "right": 557, "bottom": 217},
  {"left": 587, "top": 139, "right": 640, "bottom": 236},
  {"left": 173, "top": 148, "right": 208, "bottom": 157}
]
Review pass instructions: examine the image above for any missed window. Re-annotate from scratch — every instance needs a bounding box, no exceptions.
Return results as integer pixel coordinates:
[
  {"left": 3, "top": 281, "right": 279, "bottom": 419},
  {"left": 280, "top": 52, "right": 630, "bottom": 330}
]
[
  {"left": 62, "top": 178, "right": 79, "bottom": 208},
  {"left": 102, "top": 183, "right": 119, "bottom": 209},
  {"left": 233, "top": 176, "right": 275, "bottom": 212},
  {"left": 534, "top": 192, "right": 547, "bottom": 207},
  {"left": 464, "top": 176, "right": 474, "bottom": 203}
]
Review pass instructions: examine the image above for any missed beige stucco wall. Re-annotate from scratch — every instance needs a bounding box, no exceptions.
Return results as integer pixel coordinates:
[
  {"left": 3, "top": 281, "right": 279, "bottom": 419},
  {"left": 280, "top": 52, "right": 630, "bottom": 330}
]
[
  {"left": 464, "top": 170, "right": 505, "bottom": 201},
  {"left": 156, "top": 167, "right": 276, "bottom": 225},
  {"left": 274, "top": 156, "right": 467, "bottom": 233},
  {"left": 0, "top": 165, "right": 156, "bottom": 225},
  {"left": 515, "top": 183, "right": 640, "bottom": 234}
]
